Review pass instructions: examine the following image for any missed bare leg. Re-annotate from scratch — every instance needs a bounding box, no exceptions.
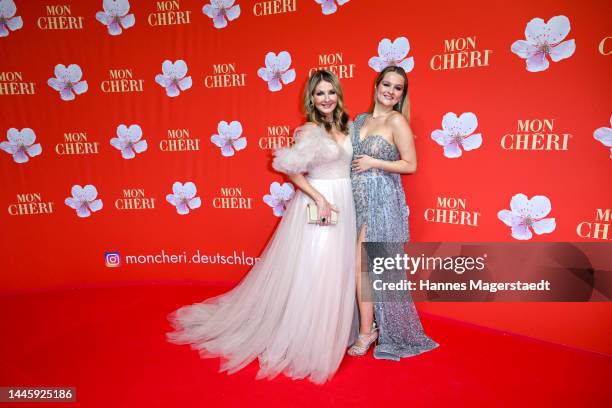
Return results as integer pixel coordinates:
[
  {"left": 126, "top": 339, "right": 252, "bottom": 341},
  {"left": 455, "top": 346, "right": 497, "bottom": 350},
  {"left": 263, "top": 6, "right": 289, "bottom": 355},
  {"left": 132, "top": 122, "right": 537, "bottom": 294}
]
[{"left": 355, "top": 225, "right": 375, "bottom": 341}]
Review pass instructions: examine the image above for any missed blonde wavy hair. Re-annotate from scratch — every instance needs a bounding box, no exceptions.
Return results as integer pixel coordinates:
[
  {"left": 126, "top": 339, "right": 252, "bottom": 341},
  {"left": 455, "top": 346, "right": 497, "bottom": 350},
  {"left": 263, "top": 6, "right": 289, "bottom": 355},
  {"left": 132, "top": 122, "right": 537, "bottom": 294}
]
[
  {"left": 303, "top": 69, "right": 350, "bottom": 134},
  {"left": 373, "top": 65, "right": 411, "bottom": 121}
]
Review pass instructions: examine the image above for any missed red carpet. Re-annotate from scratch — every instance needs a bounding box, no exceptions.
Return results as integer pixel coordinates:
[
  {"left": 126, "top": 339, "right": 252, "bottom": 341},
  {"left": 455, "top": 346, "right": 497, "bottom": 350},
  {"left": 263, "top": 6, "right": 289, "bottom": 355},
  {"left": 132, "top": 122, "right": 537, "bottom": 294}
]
[{"left": 0, "top": 284, "right": 610, "bottom": 407}]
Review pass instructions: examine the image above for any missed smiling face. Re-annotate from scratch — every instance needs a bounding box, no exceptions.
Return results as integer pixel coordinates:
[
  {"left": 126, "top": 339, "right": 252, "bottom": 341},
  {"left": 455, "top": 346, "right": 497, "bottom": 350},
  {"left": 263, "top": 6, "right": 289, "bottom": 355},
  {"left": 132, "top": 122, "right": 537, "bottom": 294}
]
[
  {"left": 375, "top": 71, "right": 405, "bottom": 109},
  {"left": 312, "top": 80, "right": 338, "bottom": 119}
]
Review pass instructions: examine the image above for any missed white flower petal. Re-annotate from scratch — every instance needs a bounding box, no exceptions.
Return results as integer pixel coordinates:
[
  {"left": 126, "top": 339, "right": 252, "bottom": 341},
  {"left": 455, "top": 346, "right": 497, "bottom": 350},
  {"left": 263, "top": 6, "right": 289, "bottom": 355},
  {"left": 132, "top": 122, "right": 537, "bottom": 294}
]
[
  {"left": 66, "top": 64, "right": 83, "bottom": 82},
  {"left": 526, "top": 52, "right": 549, "bottom": 72},
  {"left": 511, "top": 224, "right": 533, "bottom": 240},
  {"left": 549, "top": 39, "right": 575, "bottom": 62},
  {"left": 133, "top": 140, "right": 147, "bottom": 154},
  {"left": 280, "top": 68, "right": 296, "bottom": 85},
  {"left": 525, "top": 195, "right": 552, "bottom": 218},
  {"left": 83, "top": 185, "right": 98, "bottom": 201},
  {"left": 211, "top": 134, "right": 227, "bottom": 148},
  {"left": 26, "top": 143, "right": 42, "bottom": 157},
  {"left": 178, "top": 76, "right": 192, "bottom": 91},
  {"left": 509, "top": 193, "right": 529, "bottom": 214},
  {"left": 368, "top": 56, "right": 387, "bottom": 72},
  {"left": 232, "top": 137, "right": 247, "bottom": 151},
  {"left": 72, "top": 81, "right": 88, "bottom": 95},
  {"left": 182, "top": 182, "right": 197, "bottom": 198},
  {"left": 462, "top": 134, "right": 482, "bottom": 151},
  {"left": 593, "top": 126, "right": 612, "bottom": 148},
  {"left": 275, "top": 51, "right": 292, "bottom": 71},
  {"left": 227, "top": 121, "right": 243, "bottom": 138},
  {"left": 457, "top": 112, "right": 478, "bottom": 136},
  {"left": 441, "top": 112, "right": 459, "bottom": 132},
  {"left": 497, "top": 209, "right": 523, "bottom": 227},
  {"left": 20, "top": 128, "right": 36, "bottom": 145},
  {"left": 7, "top": 16, "right": 22, "bottom": 31},
  {"left": 397, "top": 57, "right": 414, "bottom": 73},
  {"left": 121, "top": 14, "right": 135, "bottom": 29},
  {"left": 172, "top": 181, "right": 183, "bottom": 196},
  {"left": 257, "top": 67, "right": 273, "bottom": 81},
  {"left": 532, "top": 218, "right": 556, "bottom": 235},
  {"left": 431, "top": 130, "right": 449, "bottom": 146},
  {"left": 543, "top": 15, "right": 571, "bottom": 44},
  {"left": 511, "top": 40, "right": 538, "bottom": 58},
  {"left": 161, "top": 60, "right": 174, "bottom": 75},
  {"left": 390, "top": 37, "right": 409, "bottom": 60},
  {"left": 525, "top": 17, "right": 546, "bottom": 44},
  {"left": 71, "top": 185, "right": 84, "bottom": 198},
  {"left": 267, "top": 77, "right": 282, "bottom": 92},
  {"left": 226, "top": 5, "right": 240, "bottom": 20},
  {"left": 173, "top": 60, "right": 188, "bottom": 78},
  {"left": 443, "top": 143, "right": 462, "bottom": 158},
  {"left": 89, "top": 199, "right": 103, "bottom": 212},
  {"left": 187, "top": 197, "right": 201, "bottom": 210}
]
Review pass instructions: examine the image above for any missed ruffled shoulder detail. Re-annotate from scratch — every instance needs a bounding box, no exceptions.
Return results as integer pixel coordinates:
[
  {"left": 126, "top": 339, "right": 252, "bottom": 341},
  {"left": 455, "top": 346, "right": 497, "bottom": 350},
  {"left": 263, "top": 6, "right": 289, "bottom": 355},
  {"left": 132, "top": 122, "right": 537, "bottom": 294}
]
[{"left": 272, "top": 124, "right": 341, "bottom": 175}]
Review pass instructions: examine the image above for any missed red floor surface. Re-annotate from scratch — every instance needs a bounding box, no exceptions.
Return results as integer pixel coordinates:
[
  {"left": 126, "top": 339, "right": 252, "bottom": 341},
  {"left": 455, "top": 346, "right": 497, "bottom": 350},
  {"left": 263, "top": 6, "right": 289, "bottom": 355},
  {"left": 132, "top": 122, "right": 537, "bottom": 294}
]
[{"left": 0, "top": 283, "right": 610, "bottom": 407}]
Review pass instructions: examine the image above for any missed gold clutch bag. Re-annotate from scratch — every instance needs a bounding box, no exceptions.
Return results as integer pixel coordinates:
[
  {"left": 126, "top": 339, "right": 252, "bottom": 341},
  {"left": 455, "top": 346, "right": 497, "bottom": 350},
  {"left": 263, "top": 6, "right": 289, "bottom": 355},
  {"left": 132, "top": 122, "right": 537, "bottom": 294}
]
[{"left": 306, "top": 203, "right": 338, "bottom": 224}]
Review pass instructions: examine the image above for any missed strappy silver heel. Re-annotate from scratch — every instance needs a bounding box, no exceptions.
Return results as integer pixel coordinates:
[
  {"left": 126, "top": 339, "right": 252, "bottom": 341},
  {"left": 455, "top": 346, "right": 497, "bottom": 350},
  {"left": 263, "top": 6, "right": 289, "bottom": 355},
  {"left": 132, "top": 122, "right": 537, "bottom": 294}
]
[{"left": 347, "top": 325, "right": 378, "bottom": 356}]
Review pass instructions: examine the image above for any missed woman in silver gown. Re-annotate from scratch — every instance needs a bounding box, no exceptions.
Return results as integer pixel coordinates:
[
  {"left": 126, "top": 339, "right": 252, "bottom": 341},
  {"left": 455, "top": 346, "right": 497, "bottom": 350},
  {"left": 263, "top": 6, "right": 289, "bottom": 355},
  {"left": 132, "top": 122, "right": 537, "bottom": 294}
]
[{"left": 348, "top": 65, "right": 438, "bottom": 360}]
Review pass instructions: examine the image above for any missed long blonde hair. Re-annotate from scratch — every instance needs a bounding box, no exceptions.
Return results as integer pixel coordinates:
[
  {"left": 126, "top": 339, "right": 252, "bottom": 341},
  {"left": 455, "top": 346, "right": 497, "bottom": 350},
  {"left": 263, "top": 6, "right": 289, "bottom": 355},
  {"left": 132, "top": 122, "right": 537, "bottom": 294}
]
[
  {"left": 373, "top": 65, "right": 411, "bottom": 121},
  {"left": 303, "top": 69, "right": 350, "bottom": 134}
]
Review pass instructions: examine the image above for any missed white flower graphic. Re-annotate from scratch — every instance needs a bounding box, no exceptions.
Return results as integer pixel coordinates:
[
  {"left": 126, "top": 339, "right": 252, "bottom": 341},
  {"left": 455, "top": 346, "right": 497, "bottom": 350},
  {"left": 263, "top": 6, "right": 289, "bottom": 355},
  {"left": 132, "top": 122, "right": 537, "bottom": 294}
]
[
  {"left": 593, "top": 115, "right": 612, "bottom": 159},
  {"left": 155, "top": 60, "right": 192, "bottom": 97},
  {"left": 47, "top": 64, "right": 88, "bottom": 101},
  {"left": 95, "top": 0, "right": 135, "bottom": 36},
  {"left": 263, "top": 182, "right": 295, "bottom": 217},
  {"left": 257, "top": 51, "right": 296, "bottom": 92},
  {"left": 498, "top": 194, "right": 556, "bottom": 240},
  {"left": 0, "top": 128, "right": 42, "bottom": 163},
  {"left": 431, "top": 112, "right": 482, "bottom": 158},
  {"left": 166, "top": 182, "right": 201, "bottom": 215},
  {"left": 315, "top": 0, "right": 350, "bottom": 15},
  {"left": 0, "top": 0, "right": 23, "bottom": 37},
  {"left": 368, "top": 37, "right": 414, "bottom": 73},
  {"left": 65, "top": 185, "right": 103, "bottom": 218},
  {"left": 202, "top": 0, "right": 240, "bottom": 29},
  {"left": 110, "top": 124, "right": 147, "bottom": 159},
  {"left": 511, "top": 15, "right": 576, "bottom": 72},
  {"left": 211, "top": 120, "right": 246, "bottom": 157}
]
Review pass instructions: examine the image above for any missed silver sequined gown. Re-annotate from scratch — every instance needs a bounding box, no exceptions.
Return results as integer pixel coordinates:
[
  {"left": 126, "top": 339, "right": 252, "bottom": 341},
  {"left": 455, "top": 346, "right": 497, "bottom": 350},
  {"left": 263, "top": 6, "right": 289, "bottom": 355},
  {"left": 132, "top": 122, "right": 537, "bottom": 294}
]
[{"left": 351, "top": 113, "right": 438, "bottom": 360}]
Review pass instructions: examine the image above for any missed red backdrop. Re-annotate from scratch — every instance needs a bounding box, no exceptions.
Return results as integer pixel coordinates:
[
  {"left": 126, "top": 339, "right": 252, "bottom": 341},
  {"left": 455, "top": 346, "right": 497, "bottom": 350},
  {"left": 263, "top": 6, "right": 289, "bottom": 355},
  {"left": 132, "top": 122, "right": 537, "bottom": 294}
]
[{"left": 1, "top": 0, "right": 610, "bottom": 353}]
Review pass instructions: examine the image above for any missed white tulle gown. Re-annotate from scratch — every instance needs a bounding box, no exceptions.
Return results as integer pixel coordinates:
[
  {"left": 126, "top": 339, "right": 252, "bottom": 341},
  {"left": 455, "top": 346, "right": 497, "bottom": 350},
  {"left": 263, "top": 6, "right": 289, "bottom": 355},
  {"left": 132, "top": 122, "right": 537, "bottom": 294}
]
[{"left": 167, "top": 123, "right": 356, "bottom": 384}]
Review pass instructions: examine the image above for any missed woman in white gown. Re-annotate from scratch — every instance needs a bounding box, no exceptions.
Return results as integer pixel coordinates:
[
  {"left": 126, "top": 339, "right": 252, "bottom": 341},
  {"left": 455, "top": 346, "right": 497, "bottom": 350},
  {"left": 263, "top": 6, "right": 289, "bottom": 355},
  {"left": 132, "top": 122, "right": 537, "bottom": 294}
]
[{"left": 167, "top": 70, "right": 356, "bottom": 384}]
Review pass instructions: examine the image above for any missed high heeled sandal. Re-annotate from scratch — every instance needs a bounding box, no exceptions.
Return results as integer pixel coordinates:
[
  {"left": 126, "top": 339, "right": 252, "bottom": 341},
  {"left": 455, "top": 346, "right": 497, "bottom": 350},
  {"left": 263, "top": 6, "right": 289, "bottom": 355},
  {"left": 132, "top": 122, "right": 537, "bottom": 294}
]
[{"left": 347, "top": 328, "right": 378, "bottom": 356}]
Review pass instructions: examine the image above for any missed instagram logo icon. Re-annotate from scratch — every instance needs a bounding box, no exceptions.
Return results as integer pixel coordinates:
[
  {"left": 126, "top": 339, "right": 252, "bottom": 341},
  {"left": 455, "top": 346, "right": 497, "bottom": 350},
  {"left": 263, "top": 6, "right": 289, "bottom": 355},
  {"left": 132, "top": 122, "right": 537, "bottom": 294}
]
[{"left": 105, "top": 252, "right": 121, "bottom": 267}]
